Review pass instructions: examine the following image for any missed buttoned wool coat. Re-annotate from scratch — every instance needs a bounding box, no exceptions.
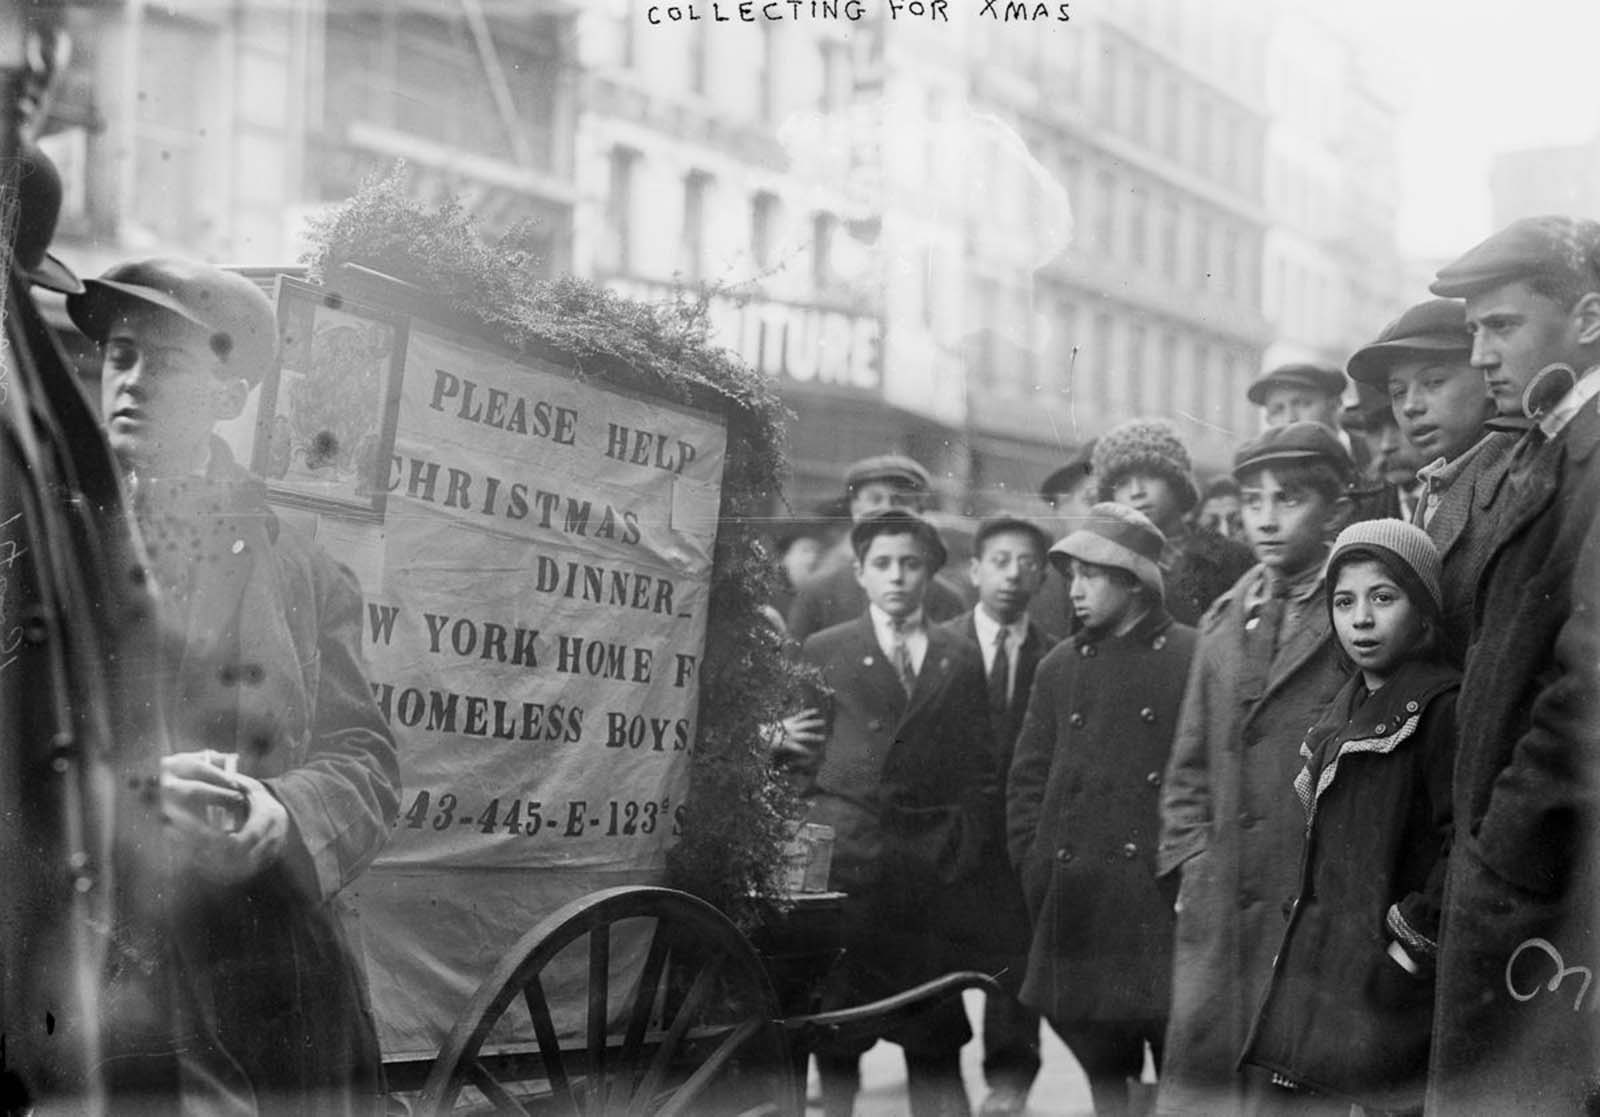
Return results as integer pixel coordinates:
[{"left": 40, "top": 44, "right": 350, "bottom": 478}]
[
  {"left": 1005, "top": 608, "right": 1196, "bottom": 1024},
  {"left": 1242, "top": 659, "right": 1458, "bottom": 1113},
  {"left": 1427, "top": 400, "right": 1600, "bottom": 1116},
  {"left": 139, "top": 443, "right": 401, "bottom": 1116},
  {"left": 797, "top": 614, "right": 995, "bottom": 1055},
  {"left": 1154, "top": 566, "right": 1351, "bottom": 1117}
]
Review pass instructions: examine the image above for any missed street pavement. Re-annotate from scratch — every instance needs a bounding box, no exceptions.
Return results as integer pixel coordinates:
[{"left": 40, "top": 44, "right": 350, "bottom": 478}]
[{"left": 803, "top": 990, "right": 1148, "bottom": 1115}]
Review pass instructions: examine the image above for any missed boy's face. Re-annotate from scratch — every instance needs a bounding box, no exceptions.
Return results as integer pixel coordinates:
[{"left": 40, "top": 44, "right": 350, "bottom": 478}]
[
  {"left": 1240, "top": 468, "right": 1339, "bottom": 578},
  {"left": 1044, "top": 474, "right": 1096, "bottom": 520},
  {"left": 1330, "top": 558, "right": 1428, "bottom": 685},
  {"left": 969, "top": 529, "right": 1045, "bottom": 625},
  {"left": 1110, "top": 470, "right": 1184, "bottom": 534},
  {"left": 1262, "top": 384, "right": 1341, "bottom": 431},
  {"left": 1067, "top": 558, "right": 1138, "bottom": 633},
  {"left": 855, "top": 531, "right": 930, "bottom": 619},
  {"left": 1386, "top": 356, "right": 1491, "bottom": 463},
  {"left": 850, "top": 480, "right": 921, "bottom": 520}
]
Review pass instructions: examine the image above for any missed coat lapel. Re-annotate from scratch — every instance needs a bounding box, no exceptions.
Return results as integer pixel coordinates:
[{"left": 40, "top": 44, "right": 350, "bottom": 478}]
[
  {"left": 850, "top": 613, "right": 909, "bottom": 722},
  {"left": 903, "top": 627, "right": 955, "bottom": 723},
  {"left": 1260, "top": 593, "right": 1332, "bottom": 703}
]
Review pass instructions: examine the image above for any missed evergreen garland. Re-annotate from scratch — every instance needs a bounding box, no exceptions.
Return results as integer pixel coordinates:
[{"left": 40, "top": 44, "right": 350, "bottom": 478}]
[{"left": 303, "top": 166, "right": 803, "bottom": 930}]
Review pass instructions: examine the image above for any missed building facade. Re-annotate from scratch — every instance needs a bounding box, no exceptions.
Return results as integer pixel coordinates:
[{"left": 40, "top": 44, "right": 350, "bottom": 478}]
[{"left": 1490, "top": 136, "right": 1600, "bottom": 227}]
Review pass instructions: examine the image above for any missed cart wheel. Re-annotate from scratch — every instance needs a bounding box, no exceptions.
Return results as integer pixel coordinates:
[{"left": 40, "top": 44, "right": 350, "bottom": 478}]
[{"left": 416, "top": 886, "right": 798, "bottom": 1117}]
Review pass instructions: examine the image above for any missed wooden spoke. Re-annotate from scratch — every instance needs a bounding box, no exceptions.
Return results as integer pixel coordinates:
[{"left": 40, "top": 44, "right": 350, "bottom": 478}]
[
  {"left": 618, "top": 919, "right": 673, "bottom": 1085},
  {"left": 586, "top": 921, "right": 611, "bottom": 1104},
  {"left": 465, "top": 1058, "right": 532, "bottom": 1116},
  {"left": 521, "top": 976, "right": 574, "bottom": 1112},
  {"left": 626, "top": 956, "right": 724, "bottom": 1117},
  {"left": 652, "top": 1018, "right": 763, "bottom": 1117}
]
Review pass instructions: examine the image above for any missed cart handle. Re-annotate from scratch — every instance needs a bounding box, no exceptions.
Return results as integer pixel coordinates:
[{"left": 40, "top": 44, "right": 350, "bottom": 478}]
[{"left": 779, "top": 970, "right": 1002, "bottom": 1049}]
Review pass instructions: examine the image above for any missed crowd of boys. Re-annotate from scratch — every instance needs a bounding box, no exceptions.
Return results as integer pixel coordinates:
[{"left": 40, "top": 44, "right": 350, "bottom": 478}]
[{"left": 777, "top": 215, "right": 1600, "bottom": 1117}]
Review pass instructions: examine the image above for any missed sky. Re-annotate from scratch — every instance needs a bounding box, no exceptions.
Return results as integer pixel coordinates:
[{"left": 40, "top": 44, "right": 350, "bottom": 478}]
[{"left": 1343, "top": 0, "right": 1600, "bottom": 257}]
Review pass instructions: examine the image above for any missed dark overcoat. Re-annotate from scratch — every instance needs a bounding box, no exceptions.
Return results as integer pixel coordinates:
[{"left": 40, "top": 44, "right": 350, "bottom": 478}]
[
  {"left": 142, "top": 447, "right": 401, "bottom": 1116},
  {"left": 1006, "top": 609, "right": 1196, "bottom": 1023},
  {"left": 786, "top": 560, "right": 967, "bottom": 642},
  {"left": 797, "top": 615, "right": 994, "bottom": 1054},
  {"left": 1427, "top": 401, "right": 1600, "bottom": 1116},
  {"left": 1154, "top": 565, "right": 1350, "bottom": 1116},
  {"left": 933, "top": 610, "right": 1057, "bottom": 977},
  {"left": 1242, "top": 659, "right": 1458, "bottom": 1112},
  {"left": 1166, "top": 528, "right": 1255, "bottom": 628}
]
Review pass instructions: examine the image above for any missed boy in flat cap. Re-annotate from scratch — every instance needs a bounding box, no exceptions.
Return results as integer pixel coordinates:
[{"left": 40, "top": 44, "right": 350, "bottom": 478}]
[
  {"left": 1346, "top": 296, "right": 1510, "bottom": 657},
  {"left": 786, "top": 454, "right": 966, "bottom": 641},
  {"left": 1007, "top": 504, "right": 1196, "bottom": 1117},
  {"left": 67, "top": 258, "right": 400, "bottom": 1114},
  {"left": 795, "top": 508, "right": 993, "bottom": 1117},
  {"left": 1156, "top": 422, "right": 1356, "bottom": 1115},
  {"left": 1091, "top": 418, "right": 1253, "bottom": 627},
  {"left": 1422, "top": 216, "right": 1600, "bottom": 1115},
  {"left": 1248, "top": 362, "right": 1371, "bottom": 473},
  {"left": 937, "top": 516, "right": 1059, "bottom": 1117}
]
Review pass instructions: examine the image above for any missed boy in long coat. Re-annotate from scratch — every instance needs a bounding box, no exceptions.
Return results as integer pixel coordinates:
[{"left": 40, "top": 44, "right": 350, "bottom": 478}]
[
  {"left": 1007, "top": 504, "right": 1196, "bottom": 1116},
  {"left": 1155, "top": 423, "right": 1354, "bottom": 1116},
  {"left": 938, "top": 515, "right": 1058, "bottom": 1116},
  {"left": 797, "top": 508, "right": 993, "bottom": 1117}
]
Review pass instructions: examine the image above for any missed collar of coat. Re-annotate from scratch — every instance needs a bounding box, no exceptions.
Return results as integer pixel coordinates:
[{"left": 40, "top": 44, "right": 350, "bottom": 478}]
[
  {"left": 1071, "top": 606, "right": 1175, "bottom": 651},
  {"left": 1293, "top": 657, "right": 1459, "bottom": 821}
]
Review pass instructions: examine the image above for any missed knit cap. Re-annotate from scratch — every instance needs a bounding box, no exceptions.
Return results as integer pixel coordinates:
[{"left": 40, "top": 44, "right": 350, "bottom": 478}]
[
  {"left": 1049, "top": 502, "right": 1166, "bottom": 604},
  {"left": 1091, "top": 418, "right": 1199, "bottom": 514},
  {"left": 1324, "top": 519, "right": 1443, "bottom": 618}
]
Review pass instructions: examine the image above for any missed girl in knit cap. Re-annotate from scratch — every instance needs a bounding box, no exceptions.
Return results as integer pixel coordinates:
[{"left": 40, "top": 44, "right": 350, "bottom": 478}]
[{"left": 1241, "top": 520, "right": 1457, "bottom": 1116}]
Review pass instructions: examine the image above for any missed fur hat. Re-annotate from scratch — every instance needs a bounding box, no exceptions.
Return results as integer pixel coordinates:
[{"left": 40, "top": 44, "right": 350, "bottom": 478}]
[
  {"left": 1091, "top": 418, "right": 1199, "bottom": 514},
  {"left": 1324, "top": 519, "right": 1444, "bottom": 619},
  {"left": 1049, "top": 502, "right": 1166, "bottom": 604}
]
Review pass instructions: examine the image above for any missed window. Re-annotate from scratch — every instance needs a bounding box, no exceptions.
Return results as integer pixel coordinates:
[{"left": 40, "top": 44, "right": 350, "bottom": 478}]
[
  {"left": 603, "top": 146, "right": 638, "bottom": 274},
  {"left": 1130, "top": 62, "right": 1150, "bottom": 142},
  {"left": 132, "top": 14, "right": 219, "bottom": 247},
  {"left": 689, "top": 20, "right": 710, "bottom": 95},
  {"left": 1222, "top": 227, "right": 1241, "bottom": 299},
  {"left": 812, "top": 212, "right": 837, "bottom": 292},
  {"left": 1128, "top": 323, "right": 1148, "bottom": 410},
  {"left": 1193, "top": 216, "right": 1211, "bottom": 289},
  {"left": 682, "top": 171, "right": 711, "bottom": 282},
  {"left": 1195, "top": 100, "right": 1212, "bottom": 177},
  {"left": 751, "top": 192, "right": 780, "bottom": 273},
  {"left": 1099, "top": 45, "right": 1118, "bottom": 126},
  {"left": 1128, "top": 187, "right": 1148, "bottom": 268},
  {"left": 1090, "top": 312, "right": 1114, "bottom": 412},
  {"left": 1163, "top": 80, "right": 1180, "bottom": 157},
  {"left": 1095, "top": 170, "right": 1116, "bottom": 254},
  {"left": 1161, "top": 199, "right": 1180, "bottom": 279},
  {"left": 1193, "top": 341, "right": 1212, "bottom": 419},
  {"left": 819, "top": 39, "right": 850, "bottom": 113}
]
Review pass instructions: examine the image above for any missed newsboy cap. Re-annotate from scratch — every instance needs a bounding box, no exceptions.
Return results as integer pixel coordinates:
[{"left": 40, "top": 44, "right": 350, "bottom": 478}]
[
  {"left": 67, "top": 258, "right": 279, "bottom": 385},
  {"left": 1247, "top": 363, "right": 1348, "bottom": 406},
  {"left": 1346, "top": 299, "right": 1471, "bottom": 386},
  {"left": 1232, "top": 421, "right": 1356, "bottom": 483},
  {"left": 849, "top": 507, "right": 948, "bottom": 572},
  {"left": 1430, "top": 215, "right": 1600, "bottom": 300},
  {"left": 1038, "top": 440, "right": 1096, "bottom": 502},
  {"left": 13, "top": 139, "right": 82, "bottom": 295},
  {"left": 844, "top": 453, "right": 931, "bottom": 494}
]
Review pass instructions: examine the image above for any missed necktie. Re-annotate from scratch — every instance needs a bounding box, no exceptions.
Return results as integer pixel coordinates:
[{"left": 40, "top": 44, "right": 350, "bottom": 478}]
[
  {"left": 988, "top": 627, "right": 1010, "bottom": 714},
  {"left": 890, "top": 620, "right": 916, "bottom": 696}
]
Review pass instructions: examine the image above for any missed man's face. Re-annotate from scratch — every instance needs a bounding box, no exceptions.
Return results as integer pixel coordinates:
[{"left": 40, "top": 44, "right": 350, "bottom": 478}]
[
  {"left": 1262, "top": 385, "right": 1342, "bottom": 431},
  {"left": 1110, "top": 470, "right": 1184, "bottom": 534},
  {"left": 1240, "top": 469, "right": 1339, "bottom": 578},
  {"left": 854, "top": 532, "right": 930, "bottom": 619},
  {"left": 1067, "top": 558, "right": 1138, "bottom": 633},
  {"left": 1385, "top": 356, "right": 1489, "bottom": 463},
  {"left": 968, "top": 529, "right": 1045, "bottom": 625},
  {"left": 1198, "top": 494, "right": 1242, "bottom": 540},
  {"left": 781, "top": 537, "right": 824, "bottom": 587},
  {"left": 99, "top": 305, "right": 236, "bottom": 473},
  {"left": 849, "top": 479, "right": 921, "bottom": 521},
  {"left": 1043, "top": 474, "right": 1095, "bottom": 520},
  {"left": 1465, "top": 280, "right": 1585, "bottom": 417}
]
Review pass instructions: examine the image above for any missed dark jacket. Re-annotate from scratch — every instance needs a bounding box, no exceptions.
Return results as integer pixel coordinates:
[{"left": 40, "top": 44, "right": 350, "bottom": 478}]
[
  {"left": 1165, "top": 527, "right": 1255, "bottom": 628},
  {"left": 1428, "top": 402, "right": 1600, "bottom": 1116},
  {"left": 934, "top": 610, "right": 1057, "bottom": 973},
  {"left": 1412, "top": 430, "right": 1516, "bottom": 661},
  {"left": 796, "top": 614, "right": 994, "bottom": 1053},
  {"left": 1155, "top": 564, "right": 1351, "bottom": 1116},
  {"left": 786, "top": 560, "right": 967, "bottom": 642},
  {"left": 1006, "top": 609, "right": 1196, "bottom": 1023},
  {"left": 141, "top": 443, "right": 401, "bottom": 1115},
  {"left": 1242, "top": 660, "right": 1458, "bottom": 1112}
]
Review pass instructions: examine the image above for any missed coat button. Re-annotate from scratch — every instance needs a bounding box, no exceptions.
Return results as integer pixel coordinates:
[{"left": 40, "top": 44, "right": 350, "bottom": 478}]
[
  {"left": 1069, "top": 712, "right": 1085, "bottom": 728},
  {"left": 1080, "top": 644, "right": 1097, "bottom": 657},
  {"left": 1056, "top": 848, "right": 1073, "bottom": 863},
  {"left": 1146, "top": 771, "right": 1161, "bottom": 787},
  {"left": 1375, "top": 723, "right": 1387, "bottom": 734},
  {"left": 1152, "top": 635, "right": 1167, "bottom": 650},
  {"left": 1405, "top": 701, "right": 1419, "bottom": 713},
  {"left": 1122, "top": 842, "right": 1138, "bottom": 859},
  {"left": 1140, "top": 707, "right": 1156, "bottom": 723},
  {"left": 868, "top": 719, "right": 883, "bottom": 731},
  {"left": 1238, "top": 812, "right": 1256, "bottom": 829}
]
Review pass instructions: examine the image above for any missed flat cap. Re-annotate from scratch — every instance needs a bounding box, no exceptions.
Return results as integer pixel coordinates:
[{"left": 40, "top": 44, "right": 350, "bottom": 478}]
[
  {"left": 1232, "top": 420, "right": 1355, "bottom": 483},
  {"left": 67, "top": 257, "right": 279, "bottom": 385},
  {"left": 1346, "top": 299, "right": 1471, "bottom": 386},
  {"left": 1430, "top": 215, "right": 1600, "bottom": 299},
  {"left": 849, "top": 507, "right": 948, "bottom": 571},
  {"left": 844, "top": 453, "right": 931, "bottom": 493},
  {"left": 972, "top": 514, "right": 1051, "bottom": 559},
  {"left": 1247, "top": 363, "right": 1348, "bottom": 406},
  {"left": 1038, "top": 439, "right": 1096, "bottom": 501}
]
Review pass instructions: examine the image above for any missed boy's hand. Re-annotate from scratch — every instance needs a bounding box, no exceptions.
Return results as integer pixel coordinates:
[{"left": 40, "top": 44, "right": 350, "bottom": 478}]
[
  {"left": 162, "top": 751, "right": 290, "bottom": 884},
  {"left": 774, "top": 708, "right": 827, "bottom": 760}
]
